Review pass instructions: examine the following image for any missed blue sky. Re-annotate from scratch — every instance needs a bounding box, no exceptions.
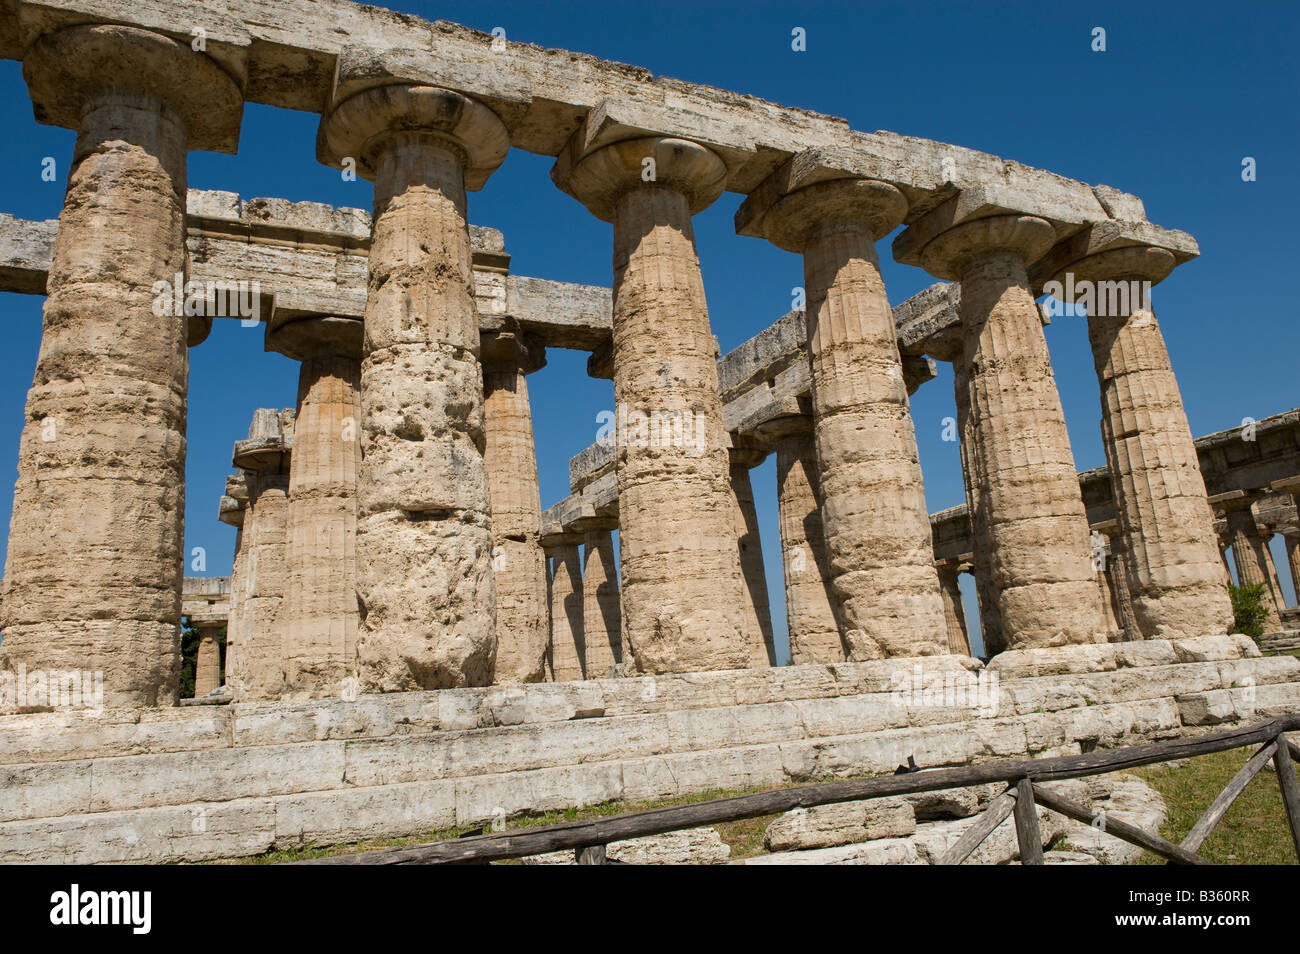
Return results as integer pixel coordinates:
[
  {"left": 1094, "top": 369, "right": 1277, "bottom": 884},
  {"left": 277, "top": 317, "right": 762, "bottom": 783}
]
[{"left": 0, "top": 0, "right": 1295, "bottom": 658}]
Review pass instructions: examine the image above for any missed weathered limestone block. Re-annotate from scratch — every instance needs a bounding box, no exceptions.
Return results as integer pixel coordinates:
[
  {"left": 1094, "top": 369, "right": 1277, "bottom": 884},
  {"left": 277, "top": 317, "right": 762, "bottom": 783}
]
[
  {"left": 1046, "top": 774, "right": 1166, "bottom": 865},
  {"left": 1048, "top": 245, "right": 1232, "bottom": 640},
  {"left": 267, "top": 315, "right": 363, "bottom": 700},
  {"left": 764, "top": 796, "right": 916, "bottom": 851},
  {"left": 581, "top": 526, "right": 623, "bottom": 679},
  {"left": 553, "top": 136, "right": 749, "bottom": 673},
  {"left": 482, "top": 330, "right": 548, "bottom": 684},
  {"left": 755, "top": 178, "right": 948, "bottom": 658},
  {"left": 521, "top": 827, "right": 730, "bottom": 865},
  {"left": 227, "top": 411, "right": 291, "bottom": 701},
  {"left": 0, "top": 25, "right": 243, "bottom": 707},
  {"left": 546, "top": 541, "right": 585, "bottom": 682},
  {"left": 319, "top": 81, "right": 512, "bottom": 689},
  {"left": 902, "top": 209, "right": 1106, "bottom": 648},
  {"left": 762, "top": 417, "right": 844, "bottom": 664},
  {"left": 730, "top": 448, "right": 776, "bottom": 667}
]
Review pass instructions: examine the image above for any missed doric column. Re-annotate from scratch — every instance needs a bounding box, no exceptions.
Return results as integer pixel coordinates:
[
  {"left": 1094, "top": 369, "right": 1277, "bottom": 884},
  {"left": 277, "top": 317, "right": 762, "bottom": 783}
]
[
  {"left": 898, "top": 211, "right": 1105, "bottom": 648},
  {"left": 545, "top": 540, "right": 585, "bottom": 682},
  {"left": 218, "top": 475, "right": 248, "bottom": 682},
  {"left": 730, "top": 445, "right": 776, "bottom": 668},
  {"left": 227, "top": 411, "right": 291, "bottom": 701},
  {"left": 936, "top": 560, "right": 971, "bottom": 656},
  {"left": 950, "top": 347, "right": 1005, "bottom": 656},
  {"left": 1224, "top": 502, "right": 1283, "bottom": 631},
  {"left": 319, "top": 82, "right": 512, "bottom": 690},
  {"left": 1045, "top": 245, "right": 1233, "bottom": 639},
  {"left": 0, "top": 25, "right": 243, "bottom": 706},
  {"left": 581, "top": 524, "right": 623, "bottom": 679},
  {"left": 482, "top": 329, "right": 549, "bottom": 684},
  {"left": 266, "top": 314, "right": 363, "bottom": 699},
  {"left": 553, "top": 136, "right": 748, "bottom": 673},
  {"left": 751, "top": 179, "right": 947, "bottom": 659},
  {"left": 192, "top": 620, "right": 223, "bottom": 697},
  {"left": 757, "top": 417, "right": 843, "bottom": 664},
  {"left": 1286, "top": 535, "right": 1300, "bottom": 607}
]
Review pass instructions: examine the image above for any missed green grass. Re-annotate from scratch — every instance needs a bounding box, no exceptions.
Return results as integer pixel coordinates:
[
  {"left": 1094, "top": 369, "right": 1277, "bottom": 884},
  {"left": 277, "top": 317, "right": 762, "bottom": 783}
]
[{"left": 1131, "top": 747, "right": 1297, "bottom": 865}]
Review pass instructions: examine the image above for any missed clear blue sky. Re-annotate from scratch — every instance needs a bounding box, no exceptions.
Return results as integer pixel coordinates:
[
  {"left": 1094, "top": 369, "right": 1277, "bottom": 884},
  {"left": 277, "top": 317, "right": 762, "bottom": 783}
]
[{"left": 0, "top": 0, "right": 1295, "bottom": 658}]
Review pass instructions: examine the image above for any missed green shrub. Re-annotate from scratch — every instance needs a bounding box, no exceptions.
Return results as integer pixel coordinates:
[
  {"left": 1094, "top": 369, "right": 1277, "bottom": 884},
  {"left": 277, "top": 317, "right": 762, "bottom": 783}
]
[{"left": 1229, "top": 582, "right": 1271, "bottom": 640}]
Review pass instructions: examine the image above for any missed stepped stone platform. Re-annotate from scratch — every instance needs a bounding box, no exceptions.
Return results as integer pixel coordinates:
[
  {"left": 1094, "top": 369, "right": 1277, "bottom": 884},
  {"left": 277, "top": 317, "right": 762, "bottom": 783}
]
[{"left": 0, "top": 634, "right": 1294, "bottom": 863}]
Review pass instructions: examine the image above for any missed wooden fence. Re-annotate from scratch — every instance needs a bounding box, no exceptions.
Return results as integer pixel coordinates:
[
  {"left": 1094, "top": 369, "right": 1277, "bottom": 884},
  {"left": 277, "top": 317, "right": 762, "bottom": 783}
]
[{"left": 298, "top": 713, "right": 1300, "bottom": 865}]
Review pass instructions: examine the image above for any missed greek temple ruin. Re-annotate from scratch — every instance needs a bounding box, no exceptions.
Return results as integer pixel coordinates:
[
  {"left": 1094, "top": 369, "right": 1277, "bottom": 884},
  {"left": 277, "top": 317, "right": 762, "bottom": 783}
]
[{"left": 0, "top": 1, "right": 1297, "bottom": 864}]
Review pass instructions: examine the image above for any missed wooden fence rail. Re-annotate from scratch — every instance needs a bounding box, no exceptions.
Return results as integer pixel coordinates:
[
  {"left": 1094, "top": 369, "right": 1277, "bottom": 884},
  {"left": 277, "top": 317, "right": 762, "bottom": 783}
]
[{"left": 297, "top": 713, "right": 1300, "bottom": 866}]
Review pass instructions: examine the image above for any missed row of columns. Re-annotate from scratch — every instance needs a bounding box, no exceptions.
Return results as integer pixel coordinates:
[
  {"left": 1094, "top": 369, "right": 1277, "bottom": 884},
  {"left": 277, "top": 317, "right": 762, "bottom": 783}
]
[{"left": 0, "top": 23, "right": 1241, "bottom": 706}]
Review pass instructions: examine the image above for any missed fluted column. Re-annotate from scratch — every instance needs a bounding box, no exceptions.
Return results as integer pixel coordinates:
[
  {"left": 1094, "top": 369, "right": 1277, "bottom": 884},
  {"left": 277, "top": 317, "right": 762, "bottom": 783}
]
[
  {"left": 218, "top": 476, "right": 248, "bottom": 682},
  {"left": 900, "top": 212, "right": 1105, "bottom": 648},
  {"left": 758, "top": 417, "right": 843, "bottom": 664},
  {"left": 581, "top": 525, "right": 623, "bottom": 678},
  {"left": 553, "top": 136, "right": 748, "bottom": 673},
  {"left": 266, "top": 315, "right": 363, "bottom": 699},
  {"left": 1225, "top": 504, "right": 1283, "bottom": 632},
  {"left": 1047, "top": 246, "right": 1233, "bottom": 639},
  {"left": 546, "top": 541, "right": 585, "bottom": 682},
  {"left": 1286, "top": 535, "right": 1300, "bottom": 607},
  {"left": 227, "top": 411, "right": 291, "bottom": 701},
  {"left": 936, "top": 561, "right": 971, "bottom": 656},
  {"left": 482, "top": 330, "right": 549, "bottom": 684},
  {"left": 730, "top": 447, "right": 776, "bottom": 668},
  {"left": 0, "top": 25, "right": 243, "bottom": 706},
  {"left": 951, "top": 350, "right": 1005, "bottom": 656},
  {"left": 192, "top": 622, "right": 223, "bottom": 697},
  {"left": 757, "top": 179, "right": 947, "bottom": 659},
  {"left": 319, "top": 83, "right": 512, "bottom": 690}
]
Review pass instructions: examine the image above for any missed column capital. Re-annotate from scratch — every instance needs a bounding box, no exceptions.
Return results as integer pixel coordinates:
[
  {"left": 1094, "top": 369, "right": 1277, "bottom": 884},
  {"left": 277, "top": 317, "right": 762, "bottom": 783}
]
[
  {"left": 265, "top": 313, "right": 363, "bottom": 363},
  {"left": 745, "top": 178, "right": 907, "bottom": 253},
  {"left": 317, "top": 84, "right": 510, "bottom": 189},
  {"left": 551, "top": 136, "right": 727, "bottom": 222},
  {"left": 481, "top": 326, "right": 546, "bottom": 374},
  {"left": 752, "top": 413, "right": 814, "bottom": 448},
  {"left": 232, "top": 410, "right": 293, "bottom": 474},
  {"left": 905, "top": 211, "right": 1056, "bottom": 282},
  {"left": 23, "top": 24, "right": 245, "bottom": 153}
]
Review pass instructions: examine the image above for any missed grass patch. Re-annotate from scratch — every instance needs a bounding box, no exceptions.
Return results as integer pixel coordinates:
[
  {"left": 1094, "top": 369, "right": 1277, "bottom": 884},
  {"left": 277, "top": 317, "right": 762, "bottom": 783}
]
[{"left": 1132, "top": 747, "right": 1297, "bottom": 865}]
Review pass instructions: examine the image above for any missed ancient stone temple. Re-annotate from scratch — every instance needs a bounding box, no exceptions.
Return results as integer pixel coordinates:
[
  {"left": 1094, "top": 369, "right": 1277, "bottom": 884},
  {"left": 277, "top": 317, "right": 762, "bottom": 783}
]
[{"left": 0, "top": 1, "right": 1296, "bottom": 864}]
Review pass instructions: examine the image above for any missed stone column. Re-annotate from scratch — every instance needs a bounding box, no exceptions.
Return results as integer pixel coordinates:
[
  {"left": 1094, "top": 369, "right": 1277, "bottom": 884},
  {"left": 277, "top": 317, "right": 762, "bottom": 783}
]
[
  {"left": 545, "top": 540, "right": 585, "bottom": 682},
  {"left": 1225, "top": 503, "right": 1283, "bottom": 632},
  {"left": 1286, "top": 535, "right": 1300, "bottom": 607},
  {"left": 730, "top": 446, "right": 776, "bottom": 668},
  {"left": 267, "top": 314, "right": 363, "bottom": 699},
  {"left": 1050, "top": 246, "right": 1233, "bottom": 639},
  {"left": 319, "top": 83, "right": 512, "bottom": 690},
  {"left": 227, "top": 411, "right": 291, "bottom": 701},
  {"left": 758, "top": 417, "right": 843, "bottom": 664},
  {"left": 902, "top": 212, "right": 1106, "bottom": 648},
  {"left": 0, "top": 25, "right": 243, "bottom": 707},
  {"left": 482, "top": 329, "right": 549, "bottom": 684},
  {"left": 192, "top": 621, "right": 223, "bottom": 697},
  {"left": 757, "top": 179, "right": 947, "bottom": 659},
  {"left": 218, "top": 475, "right": 248, "bottom": 681},
  {"left": 949, "top": 347, "right": 1005, "bottom": 656},
  {"left": 936, "top": 561, "right": 971, "bottom": 656},
  {"left": 553, "top": 137, "right": 748, "bottom": 673},
  {"left": 581, "top": 524, "right": 623, "bottom": 678}
]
